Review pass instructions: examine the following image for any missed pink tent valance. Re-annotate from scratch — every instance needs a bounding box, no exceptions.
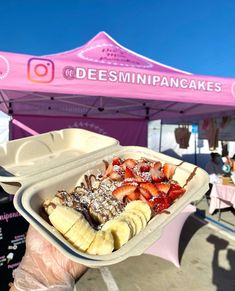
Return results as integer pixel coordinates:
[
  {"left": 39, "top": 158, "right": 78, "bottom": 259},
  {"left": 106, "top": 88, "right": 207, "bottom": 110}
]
[{"left": 11, "top": 114, "right": 147, "bottom": 147}]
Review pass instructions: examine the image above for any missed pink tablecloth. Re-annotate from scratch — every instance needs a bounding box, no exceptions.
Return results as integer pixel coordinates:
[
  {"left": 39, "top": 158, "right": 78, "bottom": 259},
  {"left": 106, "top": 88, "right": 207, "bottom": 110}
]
[
  {"left": 209, "top": 183, "right": 235, "bottom": 214},
  {"left": 144, "top": 204, "right": 196, "bottom": 267}
]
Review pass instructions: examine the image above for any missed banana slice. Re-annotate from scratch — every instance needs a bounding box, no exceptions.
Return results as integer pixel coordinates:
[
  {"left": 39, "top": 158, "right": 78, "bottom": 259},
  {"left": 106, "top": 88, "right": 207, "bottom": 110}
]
[
  {"left": 121, "top": 210, "right": 143, "bottom": 234},
  {"left": 73, "top": 229, "right": 96, "bottom": 252},
  {"left": 43, "top": 197, "right": 63, "bottom": 215},
  {"left": 87, "top": 230, "right": 114, "bottom": 255},
  {"left": 125, "top": 200, "right": 152, "bottom": 222},
  {"left": 49, "top": 205, "right": 82, "bottom": 235},
  {"left": 65, "top": 218, "right": 96, "bottom": 251},
  {"left": 119, "top": 213, "right": 137, "bottom": 236},
  {"left": 102, "top": 217, "right": 132, "bottom": 249},
  {"left": 129, "top": 209, "right": 147, "bottom": 228}
]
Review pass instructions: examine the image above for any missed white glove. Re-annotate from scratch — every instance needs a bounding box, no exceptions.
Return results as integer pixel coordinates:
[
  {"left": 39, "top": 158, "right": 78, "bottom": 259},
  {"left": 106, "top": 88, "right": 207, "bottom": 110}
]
[{"left": 13, "top": 225, "right": 88, "bottom": 291}]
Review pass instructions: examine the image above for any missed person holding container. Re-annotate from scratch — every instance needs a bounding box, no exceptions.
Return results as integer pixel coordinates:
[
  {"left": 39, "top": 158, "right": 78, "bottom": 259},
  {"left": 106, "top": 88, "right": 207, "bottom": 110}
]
[{"left": 9, "top": 226, "right": 88, "bottom": 291}]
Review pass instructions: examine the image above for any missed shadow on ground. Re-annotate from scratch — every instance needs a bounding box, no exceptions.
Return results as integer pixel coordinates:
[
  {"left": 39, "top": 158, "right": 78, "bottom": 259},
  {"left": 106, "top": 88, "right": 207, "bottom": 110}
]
[
  {"left": 180, "top": 213, "right": 235, "bottom": 291},
  {"left": 207, "top": 234, "right": 235, "bottom": 291}
]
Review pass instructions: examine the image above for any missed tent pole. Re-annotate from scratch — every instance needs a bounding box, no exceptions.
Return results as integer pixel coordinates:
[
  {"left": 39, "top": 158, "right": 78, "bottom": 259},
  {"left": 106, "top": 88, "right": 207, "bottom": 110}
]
[
  {"left": 9, "top": 116, "right": 13, "bottom": 141},
  {"left": 194, "top": 130, "right": 197, "bottom": 165},
  {"left": 159, "top": 120, "right": 163, "bottom": 152}
]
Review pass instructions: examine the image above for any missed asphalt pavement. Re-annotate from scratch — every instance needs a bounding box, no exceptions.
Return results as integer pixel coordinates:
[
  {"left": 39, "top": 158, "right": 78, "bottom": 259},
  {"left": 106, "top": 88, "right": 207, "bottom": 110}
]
[{"left": 76, "top": 213, "right": 235, "bottom": 291}]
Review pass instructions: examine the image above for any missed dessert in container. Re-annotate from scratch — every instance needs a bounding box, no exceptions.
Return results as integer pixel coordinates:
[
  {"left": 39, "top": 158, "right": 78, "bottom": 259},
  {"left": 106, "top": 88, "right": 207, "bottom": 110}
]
[{"left": 0, "top": 129, "right": 209, "bottom": 267}]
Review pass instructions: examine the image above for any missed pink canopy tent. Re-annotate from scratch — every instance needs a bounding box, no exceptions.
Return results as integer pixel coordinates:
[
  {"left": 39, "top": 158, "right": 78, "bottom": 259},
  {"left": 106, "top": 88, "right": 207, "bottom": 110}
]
[{"left": 0, "top": 31, "right": 235, "bottom": 143}]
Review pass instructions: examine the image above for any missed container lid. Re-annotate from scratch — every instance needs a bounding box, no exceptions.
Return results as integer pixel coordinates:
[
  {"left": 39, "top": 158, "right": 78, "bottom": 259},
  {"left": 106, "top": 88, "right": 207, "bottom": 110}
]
[{"left": 0, "top": 128, "right": 119, "bottom": 194}]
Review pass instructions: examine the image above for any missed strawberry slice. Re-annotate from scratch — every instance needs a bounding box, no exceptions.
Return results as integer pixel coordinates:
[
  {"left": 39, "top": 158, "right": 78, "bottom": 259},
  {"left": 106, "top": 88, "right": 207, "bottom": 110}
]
[
  {"left": 163, "top": 163, "right": 177, "bottom": 180},
  {"left": 108, "top": 164, "right": 123, "bottom": 181},
  {"left": 139, "top": 182, "right": 159, "bottom": 197},
  {"left": 150, "top": 168, "right": 164, "bottom": 182},
  {"left": 152, "top": 193, "right": 171, "bottom": 214},
  {"left": 124, "top": 167, "right": 135, "bottom": 179},
  {"left": 112, "top": 185, "right": 137, "bottom": 200},
  {"left": 112, "top": 157, "right": 122, "bottom": 166},
  {"left": 168, "top": 189, "right": 185, "bottom": 201},
  {"left": 122, "top": 178, "right": 139, "bottom": 185},
  {"left": 138, "top": 186, "right": 152, "bottom": 199},
  {"left": 139, "top": 194, "right": 148, "bottom": 203},
  {"left": 152, "top": 161, "right": 162, "bottom": 170},
  {"left": 109, "top": 171, "right": 123, "bottom": 181},
  {"left": 139, "top": 162, "right": 150, "bottom": 172},
  {"left": 168, "top": 184, "right": 186, "bottom": 201},
  {"left": 154, "top": 201, "right": 171, "bottom": 214},
  {"left": 146, "top": 198, "right": 156, "bottom": 208},
  {"left": 122, "top": 158, "right": 137, "bottom": 169},
  {"left": 134, "top": 174, "right": 145, "bottom": 183},
  {"left": 155, "top": 182, "right": 171, "bottom": 194},
  {"left": 127, "top": 190, "right": 140, "bottom": 201}
]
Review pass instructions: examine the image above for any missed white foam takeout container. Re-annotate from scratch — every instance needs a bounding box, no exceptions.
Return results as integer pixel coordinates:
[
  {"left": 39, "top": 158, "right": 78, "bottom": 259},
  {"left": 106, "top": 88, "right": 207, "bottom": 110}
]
[
  {"left": 0, "top": 128, "right": 209, "bottom": 267},
  {"left": 0, "top": 128, "right": 119, "bottom": 194}
]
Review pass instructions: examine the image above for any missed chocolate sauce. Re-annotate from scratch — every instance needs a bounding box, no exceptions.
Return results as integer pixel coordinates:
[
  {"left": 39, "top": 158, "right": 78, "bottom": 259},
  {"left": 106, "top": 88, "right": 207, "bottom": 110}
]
[
  {"left": 89, "top": 174, "right": 99, "bottom": 190},
  {"left": 171, "top": 161, "right": 197, "bottom": 189},
  {"left": 182, "top": 166, "right": 198, "bottom": 188},
  {"left": 47, "top": 202, "right": 57, "bottom": 209},
  {"left": 84, "top": 175, "right": 91, "bottom": 190},
  {"left": 103, "top": 160, "right": 109, "bottom": 170},
  {"left": 176, "top": 161, "right": 185, "bottom": 167}
]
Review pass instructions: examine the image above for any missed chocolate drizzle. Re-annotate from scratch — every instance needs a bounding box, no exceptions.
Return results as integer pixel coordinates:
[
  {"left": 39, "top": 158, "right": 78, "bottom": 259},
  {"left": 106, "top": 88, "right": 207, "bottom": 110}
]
[
  {"left": 47, "top": 202, "right": 57, "bottom": 209},
  {"left": 84, "top": 175, "right": 91, "bottom": 190},
  {"left": 172, "top": 161, "right": 197, "bottom": 189},
  {"left": 53, "top": 175, "right": 125, "bottom": 229},
  {"left": 176, "top": 161, "right": 185, "bottom": 167},
  {"left": 88, "top": 174, "right": 99, "bottom": 190},
  {"left": 182, "top": 166, "right": 198, "bottom": 188},
  {"left": 103, "top": 160, "right": 109, "bottom": 170}
]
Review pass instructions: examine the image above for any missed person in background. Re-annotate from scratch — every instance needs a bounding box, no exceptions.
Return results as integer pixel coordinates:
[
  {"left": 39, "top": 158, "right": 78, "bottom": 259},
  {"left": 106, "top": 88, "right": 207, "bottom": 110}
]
[
  {"left": 205, "top": 152, "right": 224, "bottom": 180},
  {"left": 9, "top": 226, "right": 88, "bottom": 291},
  {"left": 204, "top": 152, "right": 224, "bottom": 203},
  {"left": 221, "top": 148, "right": 232, "bottom": 167}
]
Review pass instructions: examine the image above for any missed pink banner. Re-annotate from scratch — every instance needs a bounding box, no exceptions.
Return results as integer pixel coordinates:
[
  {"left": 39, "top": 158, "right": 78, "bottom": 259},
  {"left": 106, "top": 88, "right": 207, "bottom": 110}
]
[
  {"left": 0, "top": 51, "right": 235, "bottom": 106},
  {"left": 11, "top": 114, "right": 147, "bottom": 147}
]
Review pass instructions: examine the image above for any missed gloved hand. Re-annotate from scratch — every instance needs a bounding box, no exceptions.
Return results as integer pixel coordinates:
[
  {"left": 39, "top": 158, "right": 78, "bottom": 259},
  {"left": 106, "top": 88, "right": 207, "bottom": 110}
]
[{"left": 11, "top": 225, "right": 88, "bottom": 291}]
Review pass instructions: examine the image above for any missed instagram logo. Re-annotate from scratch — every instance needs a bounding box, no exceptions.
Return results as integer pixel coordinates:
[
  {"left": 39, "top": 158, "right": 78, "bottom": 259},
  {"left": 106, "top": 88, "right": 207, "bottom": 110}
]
[{"left": 27, "top": 57, "right": 54, "bottom": 83}]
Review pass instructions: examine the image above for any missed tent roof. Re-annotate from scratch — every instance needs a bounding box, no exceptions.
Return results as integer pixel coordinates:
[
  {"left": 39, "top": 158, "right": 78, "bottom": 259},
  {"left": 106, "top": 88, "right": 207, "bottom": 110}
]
[
  {"left": 1, "top": 31, "right": 235, "bottom": 122},
  {"left": 46, "top": 31, "right": 190, "bottom": 74}
]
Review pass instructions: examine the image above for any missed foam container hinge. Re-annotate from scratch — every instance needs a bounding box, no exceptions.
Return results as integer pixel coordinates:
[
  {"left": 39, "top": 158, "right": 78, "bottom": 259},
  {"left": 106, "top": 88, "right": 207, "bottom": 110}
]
[
  {"left": 0, "top": 128, "right": 119, "bottom": 194},
  {"left": 11, "top": 142, "right": 209, "bottom": 267}
]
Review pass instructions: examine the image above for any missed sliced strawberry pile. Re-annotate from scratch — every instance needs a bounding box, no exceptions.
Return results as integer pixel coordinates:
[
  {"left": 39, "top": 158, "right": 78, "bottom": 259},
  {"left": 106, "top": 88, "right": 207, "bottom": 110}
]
[{"left": 103, "top": 157, "right": 186, "bottom": 215}]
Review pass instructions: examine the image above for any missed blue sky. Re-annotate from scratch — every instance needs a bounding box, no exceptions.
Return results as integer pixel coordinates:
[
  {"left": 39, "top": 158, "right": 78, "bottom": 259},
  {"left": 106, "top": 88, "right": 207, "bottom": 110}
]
[{"left": 1, "top": 0, "right": 235, "bottom": 78}]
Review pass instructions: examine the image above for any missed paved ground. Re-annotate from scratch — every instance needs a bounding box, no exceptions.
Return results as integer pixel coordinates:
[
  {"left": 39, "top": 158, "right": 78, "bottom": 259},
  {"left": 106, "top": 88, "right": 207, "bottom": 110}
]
[{"left": 76, "top": 211, "right": 235, "bottom": 291}]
